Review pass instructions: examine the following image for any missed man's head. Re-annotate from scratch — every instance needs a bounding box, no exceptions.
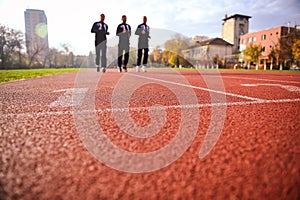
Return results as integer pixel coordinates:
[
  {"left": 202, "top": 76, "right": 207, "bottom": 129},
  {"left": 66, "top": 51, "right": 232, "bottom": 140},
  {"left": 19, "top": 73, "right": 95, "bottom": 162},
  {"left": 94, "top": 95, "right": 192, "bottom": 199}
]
[
  {"left": 122, "top": 15, "right": 127, "bottom": 23},
  {"left": 143, "top": 16, "right": 147, "bottom": 24},
  {"left": 100, "top": 14, "right": 105, "bottom": 22}
]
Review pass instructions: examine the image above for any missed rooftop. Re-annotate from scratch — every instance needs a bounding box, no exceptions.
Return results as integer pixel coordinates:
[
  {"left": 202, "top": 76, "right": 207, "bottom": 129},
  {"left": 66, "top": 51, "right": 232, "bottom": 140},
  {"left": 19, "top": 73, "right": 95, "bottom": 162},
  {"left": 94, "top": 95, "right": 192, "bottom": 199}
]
[
  {"left": 186, "top": 38, "right": 233, "bottom": 50},
  {"left": 223, "top": 14, "right": 252, "bottom": 21}
]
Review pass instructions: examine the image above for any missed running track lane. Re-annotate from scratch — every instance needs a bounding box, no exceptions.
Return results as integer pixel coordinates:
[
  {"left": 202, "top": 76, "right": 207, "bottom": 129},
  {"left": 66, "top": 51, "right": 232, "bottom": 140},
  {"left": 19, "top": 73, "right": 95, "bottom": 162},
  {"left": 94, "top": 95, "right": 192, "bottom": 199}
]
[{"left": 0, "top": 69, "right": 299, "bottom": 199}]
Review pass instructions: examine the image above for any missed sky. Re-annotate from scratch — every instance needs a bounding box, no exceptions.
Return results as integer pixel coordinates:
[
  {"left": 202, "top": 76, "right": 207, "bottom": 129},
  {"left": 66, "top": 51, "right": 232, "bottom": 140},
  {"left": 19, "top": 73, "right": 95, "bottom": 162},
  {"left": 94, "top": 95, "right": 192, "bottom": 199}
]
[{"left": 0, "top": 0, "right": 299, "bottom": 55}]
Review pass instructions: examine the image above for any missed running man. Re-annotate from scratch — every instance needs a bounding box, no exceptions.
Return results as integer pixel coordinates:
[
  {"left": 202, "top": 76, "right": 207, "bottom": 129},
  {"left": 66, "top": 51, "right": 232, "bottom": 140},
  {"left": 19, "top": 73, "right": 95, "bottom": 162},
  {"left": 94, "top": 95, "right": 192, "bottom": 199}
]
[
  {"left": 91, "top": 14, "right": 110, "bottom": 72},
  {"left": 135, "top": 16, "right": 150, "bottom": 72},
  {"left": 116, "top": 15, "right": 131, "bottom": 72}
]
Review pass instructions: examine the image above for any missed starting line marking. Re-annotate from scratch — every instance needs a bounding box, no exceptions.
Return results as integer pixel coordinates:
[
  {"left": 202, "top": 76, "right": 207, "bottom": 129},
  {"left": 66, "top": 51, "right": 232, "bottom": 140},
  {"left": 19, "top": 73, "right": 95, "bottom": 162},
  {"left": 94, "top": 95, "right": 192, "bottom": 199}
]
[{"left": 2, "top": 98, "right": 300, "bottom": 118}]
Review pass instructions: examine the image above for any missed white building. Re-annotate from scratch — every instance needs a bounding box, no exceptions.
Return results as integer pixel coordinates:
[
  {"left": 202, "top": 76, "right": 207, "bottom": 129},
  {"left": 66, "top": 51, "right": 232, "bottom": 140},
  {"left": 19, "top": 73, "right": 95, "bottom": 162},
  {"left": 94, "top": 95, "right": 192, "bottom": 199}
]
[{"left": 182, "top": 38, "right": 233, "bottom": 69}]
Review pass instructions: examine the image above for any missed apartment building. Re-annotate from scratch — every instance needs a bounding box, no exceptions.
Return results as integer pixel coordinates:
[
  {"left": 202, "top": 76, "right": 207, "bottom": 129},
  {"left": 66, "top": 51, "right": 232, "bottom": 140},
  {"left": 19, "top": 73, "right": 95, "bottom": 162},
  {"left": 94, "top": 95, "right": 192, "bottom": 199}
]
[
  {"left": 24, "top": 9, "right": 49, "bottom": 55},
  {"left": 239, "top": 26, "right": 295, "bottom": 69}
]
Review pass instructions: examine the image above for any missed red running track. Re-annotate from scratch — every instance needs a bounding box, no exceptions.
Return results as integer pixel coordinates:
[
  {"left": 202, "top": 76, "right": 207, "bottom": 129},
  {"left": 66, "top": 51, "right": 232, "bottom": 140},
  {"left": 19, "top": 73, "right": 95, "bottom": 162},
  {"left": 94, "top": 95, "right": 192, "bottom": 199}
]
[{"left": 1, "top": 69, "right": 299, "bottom": 199}]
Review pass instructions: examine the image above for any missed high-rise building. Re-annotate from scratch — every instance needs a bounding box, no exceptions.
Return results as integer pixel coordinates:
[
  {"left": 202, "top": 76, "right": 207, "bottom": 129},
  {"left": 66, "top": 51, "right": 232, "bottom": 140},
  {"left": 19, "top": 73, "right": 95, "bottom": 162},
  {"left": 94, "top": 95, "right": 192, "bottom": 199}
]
[
  {"left": 24, "top": 9, "right": 49, "bottom": 55},
  {"left": 222, "top": 14, "right": 251, "bottom": 54}
]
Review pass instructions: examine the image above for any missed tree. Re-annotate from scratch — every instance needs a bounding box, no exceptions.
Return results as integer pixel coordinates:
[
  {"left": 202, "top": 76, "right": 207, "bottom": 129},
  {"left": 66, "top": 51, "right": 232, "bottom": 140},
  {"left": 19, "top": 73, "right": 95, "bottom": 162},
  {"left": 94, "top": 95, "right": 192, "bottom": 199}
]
[
  {"left": 279, "top": 35, "right": 294, "bottom": 70},
  {"left": 268, "top": 48, "right": 279, "bottom": 70},
  {"left": 163, "top": 34, "right": 191, "bottom": 67},
  {"left": 151, "top": 46, "right": 162, "bottom": 64},
  {"left": 48, "top": 48, "right": 58, "bottom": 67},
  {"left": 278, "top": 29, "right": 300, "bottom": 69},
  {"left": 128, "top": 47, "right": 137, "bottom": 67},
  {"left": 161, "top": 50, "right": 170, "bottom": 66},
  {"left": 47, "top": 47, "right": 72, "bottom": 68},
  {"left": 61, "top": 43, "right": 75, "bottom": 67},
  {"left": 74, "top": 55, "right": 86, "bottom": 68},
  {"left": 27, "top": 43, "right": 48, "bottom": 67},
  {"left": 88, "top": 51, "right": 95, "bottom": 68},
  {"left": 0, "top": 24, "right": 24, "bottom": 69},
  {"left": 292, "top": 39, "right": 300, "bottom": 63},
  {"left": 243, "top": 43, "right": 262, "bottom": 70}
]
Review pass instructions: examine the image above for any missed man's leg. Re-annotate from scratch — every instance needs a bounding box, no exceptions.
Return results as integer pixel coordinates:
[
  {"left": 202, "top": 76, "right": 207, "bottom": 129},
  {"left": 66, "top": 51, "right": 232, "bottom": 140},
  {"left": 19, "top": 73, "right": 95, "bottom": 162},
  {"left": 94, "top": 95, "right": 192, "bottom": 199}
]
[
  {"left": 123, "top": 45, "right": 130, "bottom": 72},
  {"left": 100, "top": 41, "right": 107, "bottom": 72},
  {"left": 117, "top": 45, "right": 123, "bottom": 72},
  {"left": 136, "top": 48, "right": 143, "bottom": 72},
  {"left": 143, "top": 48, "right": 149, "bottom": 65},
  {"left": 95, "top": 44, "right": 101, "bottom": 72},
  {"left": 142, "top": 48, "right": 149, "bottom": 72},
  {"left": 137, "top": 48, "right": 142, "bottom": 66}
]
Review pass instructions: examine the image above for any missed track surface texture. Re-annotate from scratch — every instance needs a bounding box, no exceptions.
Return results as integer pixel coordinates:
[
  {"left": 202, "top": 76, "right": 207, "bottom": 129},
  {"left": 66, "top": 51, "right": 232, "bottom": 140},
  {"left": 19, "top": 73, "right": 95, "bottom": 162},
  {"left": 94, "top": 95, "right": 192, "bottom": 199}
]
[{"left": 1, "top": 69, "right": 300, "bottom": 199}]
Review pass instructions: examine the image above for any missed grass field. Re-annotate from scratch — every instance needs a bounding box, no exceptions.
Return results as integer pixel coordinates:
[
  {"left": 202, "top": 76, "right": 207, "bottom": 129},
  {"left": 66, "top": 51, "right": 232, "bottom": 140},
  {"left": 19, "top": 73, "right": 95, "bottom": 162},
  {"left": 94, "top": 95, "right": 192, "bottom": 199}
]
[
  {"left": 0, "top": 68, "right": 82, "bottom": 83},
  {"left": 0, "top": 67, "right": 298, "bottom": 84}
]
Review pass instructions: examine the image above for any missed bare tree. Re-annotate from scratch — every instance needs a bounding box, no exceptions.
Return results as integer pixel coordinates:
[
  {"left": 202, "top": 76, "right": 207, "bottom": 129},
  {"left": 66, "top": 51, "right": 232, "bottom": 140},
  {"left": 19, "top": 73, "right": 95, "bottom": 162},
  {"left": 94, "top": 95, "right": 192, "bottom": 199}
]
[
  {"left": 47, "top": 47, "right": 58, "bottom": 67},
  {"left": 27, "top": 43, "right": 48, "bottom": 67},
  {"left": 74, "top": 55, "right": 86, "bottom": 68},
  {"left": 0, "top": 24, "right": 24, "bottom": 69}
]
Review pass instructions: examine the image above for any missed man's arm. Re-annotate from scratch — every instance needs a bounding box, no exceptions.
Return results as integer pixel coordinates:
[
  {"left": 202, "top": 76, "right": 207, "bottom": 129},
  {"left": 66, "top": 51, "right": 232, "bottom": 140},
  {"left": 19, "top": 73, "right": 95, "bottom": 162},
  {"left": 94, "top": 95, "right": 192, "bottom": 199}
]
[
  {"left": 106, "top": 24, "right": 110, "bottom": 35},
  {"left": 91, "top": 22, "right": 98, "bottom": 33},
  {"left": 147, "top": 25, "right": 151, "bottom": 38},
  {"left": 128, "top": 25, "right": 132, "bottom": 37},
  {"left": 135, "top": 24, "right": 142, "bottom": 35},
  {"left": 116, "top": 24, "right": 122, "bottom": 36}
]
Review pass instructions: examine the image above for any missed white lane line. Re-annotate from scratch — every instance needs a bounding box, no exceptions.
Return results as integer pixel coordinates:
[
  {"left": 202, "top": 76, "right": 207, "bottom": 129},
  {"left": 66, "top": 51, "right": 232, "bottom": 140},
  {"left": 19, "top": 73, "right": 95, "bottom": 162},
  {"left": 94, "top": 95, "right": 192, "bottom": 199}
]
[
  {"left": 129, "top": 73, "right": 264, "bottom": 101},
  {"left": 241, "top": 83, "right": 300, "bottom": 94},
  {"left": 210, "top": 75, "right": 300, "bottom": 84},
  {"left": 50, "top": 88, "right": 88, "bottom": 107},
  {"left": 2, "top": 98, "right": 300, "bottom": 118}
]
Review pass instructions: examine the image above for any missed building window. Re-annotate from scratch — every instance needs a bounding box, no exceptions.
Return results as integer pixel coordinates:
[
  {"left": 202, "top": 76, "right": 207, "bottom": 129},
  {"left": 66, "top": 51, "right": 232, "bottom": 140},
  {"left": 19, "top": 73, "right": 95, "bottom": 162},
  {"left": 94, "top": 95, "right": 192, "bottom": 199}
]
[
  {"left": 253, "top": 37, "right": 257, "bottom": 42},
  {"left": 262, "top": 46, "right": 265, "bottom": 52},
  {"left": 248, "top": 37, "right": 252, "bottom": 43},
  {"left": 239, "top": 24, "right": 245, "bottom": 35},
  {"left": 262, "top": 34, "right": 267, "bottom": 40},
  {"left": 242, "top": 39, "right": 246, "bottom": 44}
]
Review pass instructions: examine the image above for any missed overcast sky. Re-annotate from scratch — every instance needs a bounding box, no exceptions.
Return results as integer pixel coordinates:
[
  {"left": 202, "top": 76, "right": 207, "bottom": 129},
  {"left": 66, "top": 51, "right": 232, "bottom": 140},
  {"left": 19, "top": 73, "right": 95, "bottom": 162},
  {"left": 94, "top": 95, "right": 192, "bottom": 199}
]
[{"left": 0, "top": 0, "right": 299, "bottom": 55}]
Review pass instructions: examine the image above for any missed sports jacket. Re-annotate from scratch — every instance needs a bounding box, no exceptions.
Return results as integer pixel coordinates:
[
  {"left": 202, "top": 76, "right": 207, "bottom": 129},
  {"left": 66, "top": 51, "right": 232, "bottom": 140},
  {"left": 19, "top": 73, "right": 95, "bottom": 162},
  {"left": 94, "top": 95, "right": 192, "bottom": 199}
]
[
  {"left": 135, "top": 23, "right": 150, "bottom": 48},
  {"left": 91, "top": 22, "right": 109, "bottom": 46},
  {"left": 116, "top": 23, "right": 131, "bottom": 45}
]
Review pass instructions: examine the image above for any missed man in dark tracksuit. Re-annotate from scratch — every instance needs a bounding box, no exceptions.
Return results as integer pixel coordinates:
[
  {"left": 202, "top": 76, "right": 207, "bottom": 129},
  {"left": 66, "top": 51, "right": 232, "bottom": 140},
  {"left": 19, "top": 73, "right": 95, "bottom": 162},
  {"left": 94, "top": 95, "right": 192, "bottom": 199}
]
[
  {"left": 116, "top": 15, "right": 131, "bottom": 72},
  {"left": 91, "top": 14, "right": 109, "bottom": 72},
  {"left": 135, "top": 16, "right": 150, "bottom": 72}
]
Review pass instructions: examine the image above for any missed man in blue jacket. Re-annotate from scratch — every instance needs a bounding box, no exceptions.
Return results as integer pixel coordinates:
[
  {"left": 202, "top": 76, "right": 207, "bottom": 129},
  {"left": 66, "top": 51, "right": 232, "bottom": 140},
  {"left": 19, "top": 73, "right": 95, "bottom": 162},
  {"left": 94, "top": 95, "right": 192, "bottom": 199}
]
[
  {"left": 116, "top": 15, "right": 131, "bottom": 72},
  {"left": 91, "top": 13, "right": 109, "bottom": 72},
  {"left": 135, "top": 16, "right": 150, "bottom": 72}
]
